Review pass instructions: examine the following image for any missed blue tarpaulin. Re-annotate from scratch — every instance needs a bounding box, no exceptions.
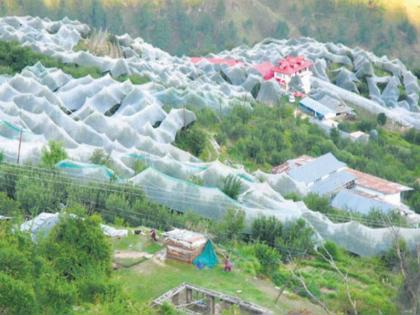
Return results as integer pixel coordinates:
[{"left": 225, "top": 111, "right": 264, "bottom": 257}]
[{"left": 193, "top": 241, "right": 218, "bottom": 269}]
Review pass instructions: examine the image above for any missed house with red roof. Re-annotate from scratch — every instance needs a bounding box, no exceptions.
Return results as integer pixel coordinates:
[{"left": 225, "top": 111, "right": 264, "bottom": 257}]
[{"left": 273, "top": 56, "right": 312, "bottom": 94}]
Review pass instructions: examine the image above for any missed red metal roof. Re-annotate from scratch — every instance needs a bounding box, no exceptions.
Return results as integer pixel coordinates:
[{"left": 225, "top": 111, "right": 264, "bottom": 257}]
[
  {"left": 274, "top": 56, "right": 312, "bottom": 75},
  {"left": 346, "top": 168, "right": 412, "bottom": 195},
  {"left": 254, "top": 62, "right": 276, "bottom": 80},
  {"left": 272, "top": 155, "right": 315, "bottom": 174},
  {"left": 190, "top": 57, "right": 243, "bottom": 67}
]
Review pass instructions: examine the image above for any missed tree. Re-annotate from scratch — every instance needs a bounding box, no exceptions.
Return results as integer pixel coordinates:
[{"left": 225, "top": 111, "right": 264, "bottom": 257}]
[
  {"left": 275, "top": 219, "right": 315, "bottom": 260},
  {"left": 330, "top": 127, "right": 340, "bottom": 144},
  {"left": 41, "top": 140, "right": 67, "bottom": 168},
  {"left": 377, "top": 112, "right": 387, "bottom": 126},
  {"left": 251, "top": 216, "right": 283, "bottom": 245},
  {"left": 0, "top": 192, "right": 21, "bottom": 216},
  {"left": 273, "top": 21, "right": 289, "bottom": 38},
  {"left": 175, "top": 125, "right": 208, "bottom": 157},
  {"left": 15, "top": 176, "right": 62, "bottom": 216},
  {"left": 253, "top": 243, "right": 281, "bottom": 275},
  {"left": 304, "top": 194, "right": 334, "bottom": 215},
  {"left": 215, "top": 208, "right": 245, "bottom": 242},
  {"left": 41, "top": 212, "right": 112, "bottom": 281},
  {"left": 0, "top": 274, "right": 36, "bottom": 315},
  {"left": 89, "top": 148, "right": 112, "bottom": 167},
  {"left": 222, "top": 175, "right": 242, "bottom": 200}
]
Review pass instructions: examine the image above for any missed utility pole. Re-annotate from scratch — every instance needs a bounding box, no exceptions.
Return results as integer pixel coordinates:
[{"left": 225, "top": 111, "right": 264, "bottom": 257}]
[{"left": 17, "top": 128, "right": 23, "bottom": 164}]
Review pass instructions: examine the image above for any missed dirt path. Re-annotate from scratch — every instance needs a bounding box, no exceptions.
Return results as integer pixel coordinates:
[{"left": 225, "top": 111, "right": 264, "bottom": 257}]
[{"left": 114, "top": 250, "right": 153, "bottom": 260}]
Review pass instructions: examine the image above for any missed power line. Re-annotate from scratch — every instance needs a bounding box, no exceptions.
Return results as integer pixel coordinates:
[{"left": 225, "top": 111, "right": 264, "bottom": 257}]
[{"left": 0, "top": 162, "right": 410, "bottom": 229}]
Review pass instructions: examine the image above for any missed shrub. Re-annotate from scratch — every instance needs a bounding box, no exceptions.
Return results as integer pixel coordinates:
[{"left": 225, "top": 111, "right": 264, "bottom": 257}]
[
  {"left": 41, "top": 212, "right": 112, "bottom": 281},
  {"left": 275, "top": 219, "right": 315, "bottom": 260},
  {"left": 90, "top": 149, "right": 112, "bottom": 166},
  {"left": 15, "top": 176, "right": 62, "bottom": 216},
  {"left": 377, "top": 113, "right": 387, "bottom": 126},
  {"left": 0, "top": 192, "right": 21, "bottom": 217},
  {"left": 0, "top": 273, "right": 36, "bottom": 315},
  {"left": 304, "top": 194, "right": 334, "bottom": 215},
  {"left": 319, "top": 241, "right": 343, "bottom": 262},
  {"left": 214, "top": 208, "right": 245, "bottom": 242},
  {"left": 271, "top": 268, "right": 291, "bottom": 287},
  {"left": 251, "top": 216, "right": 283, "bottom": 246},
  {"left": 253, "top": 243, "right": 281, "bottom": 275},
  {"left": 174, "top": 124, "right": 208, "bottom": 157},
  {"left": 222, "top": 175, "right": 242, "bottom": 200},
  {"left": 40, "top": 141, "right": 67, "bottom": 168}
]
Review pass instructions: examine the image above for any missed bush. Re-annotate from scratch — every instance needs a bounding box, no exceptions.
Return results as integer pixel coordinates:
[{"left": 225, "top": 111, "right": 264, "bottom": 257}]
[
  {"left": 272, "top": 268, "right": 291, "bottom": 287},
  {"left": 377, "top": 113, "right": 387, "bottom": 126},
  {"left": 90, "top": 149, "right": 112, "bottom": 166},
  {"left": 253, "top": 243, "right": 281, "bottom": 275},
  {"left": 41, "top": 212, "right": 112, "bottom": 281},
  {"left": 275, "top": 219, "right": 315, "bottom": 260},
  {"left": 0, "top": 192, "right": 21, "bottom": 217},
  {"left": 304, "top": 194, "right": 334, "bottom": 215},
  {"left": 251, "top": 216, "right": 283, "bottom": 246},
  {"left": 222, "top": 175, "right": 242, "bottom": 200},
  {"left": 174, "top": 124, "right": 208, "bottom": 157},
  {"left": 41, "top": 141, "right": 67, "bottom": 168},
  {"left": 214, "top": 208, "right": 245, "bottom": 242},
  {"left": 319, "top": 241, "right": 343, "bottom": 261},
  {"left": 15, "top": 176, "right": 62, "bottom": 216},
  {"left": 0, "top": 273, "right": 36, "bottom": 315}
]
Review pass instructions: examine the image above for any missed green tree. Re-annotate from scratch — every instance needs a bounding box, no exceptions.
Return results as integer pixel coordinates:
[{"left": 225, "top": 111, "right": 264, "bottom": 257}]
[
  {"left": 175, "top": 124, "right": 208, "bottom": 157},
  {"left": 275, "top": 219, "right": 314, "bottom": 260},
  {"left": 251, "top": 216, "right": 283, "bottom": 246},
  {"left": 215, "top": 208, "right": 245, "bottom": 242},
  {"left": 41, "top": 211, "right": 112, "bottom": 282},
  {"left": 377, "top": 113, "right": 387, "bottom": 126},
  {"left": 0, "top": 274, "right": 36, "bottom": 315},
  {"left": 273, "top": 21, "right": 289, "bottom": 38},
  {"left": 89, "top": 148, "right": 113, "bottom": 168},
  {"left": 222, "top": 175, "right": 242, "bottom": 200},
  {"left": 253, "top": 243, "right": 281, "bottom": 275},
  {"left": 0, "top": 192, "right": 21, "bottom": 216},
  {"left": 304, "top": 194, "right": 334, "bottom": 215},
  {"left": 41, "top": 140, "right": 67, "bottom": 168}
]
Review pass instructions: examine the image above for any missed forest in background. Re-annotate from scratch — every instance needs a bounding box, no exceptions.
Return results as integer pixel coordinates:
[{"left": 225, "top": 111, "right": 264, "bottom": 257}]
[{"left": 0, "top": 0, "right": 419, "bottom": 67}]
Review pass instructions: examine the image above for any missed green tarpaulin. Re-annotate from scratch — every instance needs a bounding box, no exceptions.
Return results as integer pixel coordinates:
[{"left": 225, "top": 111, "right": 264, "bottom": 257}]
[{"left": 193, "top": 241, "right": 218, "bottom": 269}]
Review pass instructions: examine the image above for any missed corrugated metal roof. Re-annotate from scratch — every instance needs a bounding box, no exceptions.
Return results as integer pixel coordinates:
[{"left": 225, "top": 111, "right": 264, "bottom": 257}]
[
  {"left": 310, "top": 171, "right": 356, "bottom": 196},
  {"left": 288, "top": 152, "right": 346, "bottom": 184},
  {"left": 272, "top": 155, "right": 315, "bottom": 174},
  {"left": 347, "top": 168, "right": 412, "bottom": 194},
  {"left": 275, "top": 56, "right": 312, "bottom": 75},
  {"left": 331, "top": 190, "right": 395, "bottom": 215},
  {"left": 300, "top": 97, "right": 336, "bottom": 116}
]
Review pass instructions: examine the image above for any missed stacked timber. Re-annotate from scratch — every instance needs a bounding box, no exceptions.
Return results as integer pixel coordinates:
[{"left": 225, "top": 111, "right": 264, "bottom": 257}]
[{"left": 163, "top": 229, "right": 207, "bottom": 263}]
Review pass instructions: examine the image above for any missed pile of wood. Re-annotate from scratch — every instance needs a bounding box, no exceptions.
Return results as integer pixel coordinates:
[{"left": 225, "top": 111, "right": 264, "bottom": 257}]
[{"left": 163, "top": 229, "right": 207, "bottom": 263}]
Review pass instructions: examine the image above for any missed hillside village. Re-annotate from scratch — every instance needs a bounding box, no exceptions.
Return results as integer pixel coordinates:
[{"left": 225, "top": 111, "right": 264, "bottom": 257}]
[{"left": 0, "top": 7, "right": 419, "bottom": 315}]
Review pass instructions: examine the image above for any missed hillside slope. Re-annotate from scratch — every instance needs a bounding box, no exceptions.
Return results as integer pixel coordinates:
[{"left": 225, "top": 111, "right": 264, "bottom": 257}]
[{"left": 1, "top": 0, "right": 419, "bottom": 66}]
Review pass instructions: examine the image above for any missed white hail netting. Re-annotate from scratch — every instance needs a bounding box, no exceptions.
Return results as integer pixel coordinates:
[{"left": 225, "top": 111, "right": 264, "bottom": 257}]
[
  {"left": 0, "top": 16, "right": 418, "bottom": 256},
  {"left": 0, "top": 16, "right": 418, "bottom": 127}
]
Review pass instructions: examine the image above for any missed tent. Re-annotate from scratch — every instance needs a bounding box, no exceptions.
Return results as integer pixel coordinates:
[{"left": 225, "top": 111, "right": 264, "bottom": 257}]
[{"left": 193, "top": 240, "right": 218, "bottom": 269}]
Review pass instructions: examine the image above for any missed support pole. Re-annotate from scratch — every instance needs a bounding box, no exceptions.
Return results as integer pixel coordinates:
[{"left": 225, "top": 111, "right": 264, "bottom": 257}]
[{"left": 17, "top": 128, "right": 23, "bottom": 164}]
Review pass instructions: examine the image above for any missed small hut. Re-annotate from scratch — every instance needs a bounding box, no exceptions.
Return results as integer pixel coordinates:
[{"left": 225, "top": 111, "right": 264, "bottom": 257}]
[{"left": 163, "top": 229, "right": 207, "bottom": 263}]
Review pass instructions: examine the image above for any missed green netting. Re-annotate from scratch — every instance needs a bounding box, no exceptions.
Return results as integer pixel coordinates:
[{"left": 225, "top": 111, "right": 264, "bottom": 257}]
[
  {"left": 193, "top": 241, "right": 218, "bottom": 269},
  {"left": 55, "top": 160, "right": 116, "bottom": 181}
]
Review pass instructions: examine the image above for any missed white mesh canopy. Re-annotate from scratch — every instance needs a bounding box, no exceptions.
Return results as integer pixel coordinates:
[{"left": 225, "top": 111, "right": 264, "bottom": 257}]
[{"left": 0, "top": 16, "right": 419, "bottom": 256}]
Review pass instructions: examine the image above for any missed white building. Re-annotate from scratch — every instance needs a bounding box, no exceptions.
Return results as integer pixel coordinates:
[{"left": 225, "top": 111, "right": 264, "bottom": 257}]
[{"left": 273, "top": 56, "right": 313, "bottom": 94}]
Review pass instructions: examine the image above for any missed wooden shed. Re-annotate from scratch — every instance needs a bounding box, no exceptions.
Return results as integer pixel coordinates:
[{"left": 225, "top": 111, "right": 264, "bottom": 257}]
[{"left": 163, "top": 229, "right": 207, "bottom": 263}]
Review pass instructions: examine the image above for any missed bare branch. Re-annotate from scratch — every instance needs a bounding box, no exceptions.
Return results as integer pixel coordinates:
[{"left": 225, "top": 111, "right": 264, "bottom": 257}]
[{"left": 318, "top": 246, "right": 358, "bottom": 315}]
